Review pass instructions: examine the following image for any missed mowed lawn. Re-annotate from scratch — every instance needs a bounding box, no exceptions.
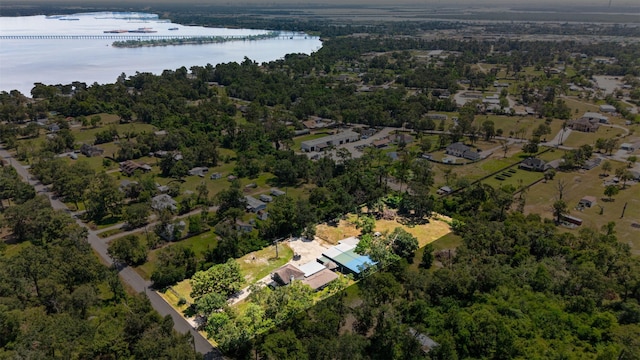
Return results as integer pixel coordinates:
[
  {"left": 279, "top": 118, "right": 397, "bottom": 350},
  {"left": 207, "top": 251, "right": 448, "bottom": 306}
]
[
  {"left": 158, "top": 242, "right": 294, "bottom": 310},
  {"left": 523, "top": 168, "right": 640, "bottom": 254}
]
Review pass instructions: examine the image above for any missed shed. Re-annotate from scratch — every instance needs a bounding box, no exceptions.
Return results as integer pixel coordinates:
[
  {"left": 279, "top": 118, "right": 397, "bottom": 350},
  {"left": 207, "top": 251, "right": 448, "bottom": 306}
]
[
  {"left": 620, "top": 143, "right": 636, "bottom": 152},
  {"left": 437, "top": 186, "right": 452, "bottom": 195},
  {"left": 188, "top": 167, "right": 209, "bottom": 177},
  {"left": 259, "top": 194, "right": 273, "bottom": 203},
  {"left": 599, "top": 104, "right": 617, "bottom": 113},
  {"left": 271, "top": 188, "right": 286, "bottom": 197},
  {"left": 409, "top": 328, "right": 439, "bottom": 354},
  {"left": 579, "top": 196, "right": 597, "bottom": 208}
]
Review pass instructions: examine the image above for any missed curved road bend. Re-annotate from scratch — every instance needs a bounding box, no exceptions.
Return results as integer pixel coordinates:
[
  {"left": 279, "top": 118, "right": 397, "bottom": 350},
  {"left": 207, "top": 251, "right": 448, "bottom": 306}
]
[{"left": 0, "top": 147, "right": 221, "bottom": 360}]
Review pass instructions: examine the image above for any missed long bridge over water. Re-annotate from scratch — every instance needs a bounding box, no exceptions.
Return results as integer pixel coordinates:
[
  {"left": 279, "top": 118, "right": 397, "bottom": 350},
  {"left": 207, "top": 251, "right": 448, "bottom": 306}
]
[{"left": 0, "top": 34, "right": 308, "bottom": 41}]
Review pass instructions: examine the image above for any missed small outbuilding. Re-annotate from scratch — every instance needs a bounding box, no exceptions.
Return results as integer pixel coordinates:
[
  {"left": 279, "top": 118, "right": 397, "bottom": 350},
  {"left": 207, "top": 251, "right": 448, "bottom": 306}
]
[
  {"left": 437, "top": 186, "right": 452, "bottom": 195},
  {"left": 578, "top": 196, "right": 597, "bottom": 208},
  {"left": 599, "top": 104, "right": 617, "bottom": 113},
  {"left": 620, "top": 143, "right": 637, "bottom": 152},
  {"left": 271, "top": 188, "right": 286, "bottom": 197}
]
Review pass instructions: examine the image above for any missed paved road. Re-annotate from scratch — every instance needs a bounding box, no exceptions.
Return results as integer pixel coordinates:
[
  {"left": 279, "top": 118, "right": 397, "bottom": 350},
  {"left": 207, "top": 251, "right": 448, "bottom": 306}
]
[{"left": 0, "top": 146, "right": 221, "bottom": 360}]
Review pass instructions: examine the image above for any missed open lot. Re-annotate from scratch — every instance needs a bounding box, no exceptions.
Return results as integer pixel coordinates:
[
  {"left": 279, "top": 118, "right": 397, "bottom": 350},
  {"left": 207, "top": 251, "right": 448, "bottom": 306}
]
[
  {"left": 524, "top": 167, "right": 640, "bottom": 254},
  {"left": 316, "top": 213, "right": 452, "bottom": 248},
  {"left": 563, "top": 126, "right": 626, "bottom": 148}
]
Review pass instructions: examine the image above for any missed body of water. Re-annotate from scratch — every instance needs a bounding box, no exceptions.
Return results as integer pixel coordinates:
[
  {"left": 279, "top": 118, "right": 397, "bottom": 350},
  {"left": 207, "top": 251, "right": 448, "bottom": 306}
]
[{"left": 0, "top": 12, "right": 322, "bottom": 96}]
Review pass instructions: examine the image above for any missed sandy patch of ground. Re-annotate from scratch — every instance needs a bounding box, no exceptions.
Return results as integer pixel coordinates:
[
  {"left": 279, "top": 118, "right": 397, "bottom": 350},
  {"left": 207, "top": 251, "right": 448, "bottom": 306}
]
[
  {"left": 316, "top": 213, "right": 452, "bottom": 247},
  {"left": 286, "top": 237, "right": 333, "bottom": 267}
]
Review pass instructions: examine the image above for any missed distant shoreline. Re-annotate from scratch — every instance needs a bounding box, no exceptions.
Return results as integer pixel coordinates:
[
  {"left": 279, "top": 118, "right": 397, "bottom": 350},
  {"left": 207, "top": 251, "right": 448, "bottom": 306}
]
[{"left": 111, "top": 32, "right": 281, "bottom": 48}]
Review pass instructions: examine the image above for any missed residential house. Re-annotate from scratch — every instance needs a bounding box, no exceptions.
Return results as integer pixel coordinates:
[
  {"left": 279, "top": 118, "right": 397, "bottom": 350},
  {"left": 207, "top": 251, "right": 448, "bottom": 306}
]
[
  {"left": 445, "top": 142, "right": 469, "bottom": 157},
  {"left": 245, "top": 196, "right": 267, "bottom": 213},
  {"left": 302, "top": 116, "right": 333, "bottom": 130},
  {"left": 301, "top": 268, "right": 339, "bottom": 291},
  {"left": 151, "top": 194, "right": 177, "bottom": 212},
  {"left": 271, "top": 264, "right": 305, "bottom": 286},
  {"left": 80, "top": 143, "right": 104, "bottom": 157},
  {"left": 120, "top": 160, "right": 151, "bottom": 176},
  {"left": 392, "top": 133, "right": 414, "bottom": 145},
  {"left": 569, "top": 117, "right": 600, "bottom": 132},
  {"left": 119, "top": 180, "right": 138, "bottom": 192},
  {"left": 372, "top": 138, "right": 391, "bottom": 148},
  {"left": 519, "top": 157, "right": 547, "bottom": 172},
  {"left": 445, "top": 142, "right": 481, "bottom": 161},
  {"left": 157, "top": 220, "right": 185, "bottom": 241},
  {"left": 582, "top": 112, "right": 609, "bottom": 124}
]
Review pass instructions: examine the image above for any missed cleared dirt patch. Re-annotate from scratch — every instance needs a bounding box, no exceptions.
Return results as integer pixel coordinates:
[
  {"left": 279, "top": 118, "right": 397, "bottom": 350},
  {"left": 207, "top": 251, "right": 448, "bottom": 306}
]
[{"left": 316, "top": 214, "right": 452, "bottom": 247}]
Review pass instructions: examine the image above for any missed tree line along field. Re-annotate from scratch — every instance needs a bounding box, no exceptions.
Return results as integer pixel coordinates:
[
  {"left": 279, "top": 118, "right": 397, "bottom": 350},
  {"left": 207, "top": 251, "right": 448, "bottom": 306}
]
[{"left": 1, "top": 17, "right": 640, "bottom": 359}]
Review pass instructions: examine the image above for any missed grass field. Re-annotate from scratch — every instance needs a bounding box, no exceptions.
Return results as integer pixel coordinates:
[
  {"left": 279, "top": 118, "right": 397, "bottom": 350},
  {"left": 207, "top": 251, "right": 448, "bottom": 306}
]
[
  {"left": 236, "top": 243, "right": 294, "bottom": 284},
  {"left": 481, "top": 167, "right": 544, "bottom": 189},
  {"left": 562, "top": 126, "right": 626, "bottom": 148},
  {"left": 523, "top": 168, "right": 640, "bottom": 254}
]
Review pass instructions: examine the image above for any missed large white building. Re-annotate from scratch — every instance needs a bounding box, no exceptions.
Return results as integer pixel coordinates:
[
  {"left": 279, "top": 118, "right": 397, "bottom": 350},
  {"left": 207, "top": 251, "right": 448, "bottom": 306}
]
[{"left": 300, "top": 130, "right": 360, "bottom": 152}]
